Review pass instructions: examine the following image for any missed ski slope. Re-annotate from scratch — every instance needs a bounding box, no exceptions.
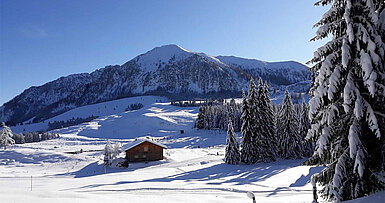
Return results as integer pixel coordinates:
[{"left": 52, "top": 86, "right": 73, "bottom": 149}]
[{"left": 1, "top": 97, "right": 384, "bottom": 202}]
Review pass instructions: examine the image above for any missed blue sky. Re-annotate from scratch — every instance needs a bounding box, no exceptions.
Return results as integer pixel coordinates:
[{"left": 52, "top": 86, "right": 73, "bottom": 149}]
[{"left": 0, "top": 0, "right": 328, "bottom": 105}]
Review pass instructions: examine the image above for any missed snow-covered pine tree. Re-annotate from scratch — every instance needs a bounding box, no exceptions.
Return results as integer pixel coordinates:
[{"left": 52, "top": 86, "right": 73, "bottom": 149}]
[
  {"left": 251, "top": 78, "right": 277, "bottom": 162},
  {"left": 196, "top": 106, "right": 205, "bottom": 129},
  {"left": 229, "top": 99, "right": 240, "bottom": 131},
  {"left": 306, "top": 0, "right": 385, "bottom": 201},
  {"left": 247, "top": 78, "right": 260, "bottom": 163},
  {"left": 299, "top": 99, "right": 313, "bottom": 157},
  {"left": 0, "top": 122, "right": 15, "bottom": 150},
  {"left": 263, "top": 81, "right": 279, "bottom": 160},
  {"left": 225, "top": 120, "right": 241, "bottom": 165},
  {"left": 203, "top": 106, "right": 210, "bottom": 129},
  {"left": 104, "top": 140, "right": 114, "bottom": 166},
  {"left": 227, "top": 100, "right": 235, "bottom": 128},
  {"left": 241, "top": 89, "right": 256, "bottom": 164},
  {"left": 272, "top": 103, "right": 279, "bottom": 150},
  {"left": 277, "top": 88, "right": 302, "bottom": 159}
]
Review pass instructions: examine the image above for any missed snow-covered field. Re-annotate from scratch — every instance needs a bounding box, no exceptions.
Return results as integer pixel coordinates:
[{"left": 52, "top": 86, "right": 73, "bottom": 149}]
[{"left": 1, "top": 96, "right": 383, "bottom": 202}]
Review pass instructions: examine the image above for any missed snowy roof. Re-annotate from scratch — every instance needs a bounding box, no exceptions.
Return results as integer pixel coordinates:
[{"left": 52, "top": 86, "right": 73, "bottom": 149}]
[{"left": 122, "top": 139, "right": 167, "bottom": 151}]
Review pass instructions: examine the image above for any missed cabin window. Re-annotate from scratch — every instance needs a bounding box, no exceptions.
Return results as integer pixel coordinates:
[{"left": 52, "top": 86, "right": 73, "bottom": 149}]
[
  {"left": 134, "top": 155, "right": 139, "bottom": 158},
  {"left": 142, "top": 154, "right": 147, "bottom": 158},
  {"left": 143, "top": 146, "right": 149, "bottom": 152}
]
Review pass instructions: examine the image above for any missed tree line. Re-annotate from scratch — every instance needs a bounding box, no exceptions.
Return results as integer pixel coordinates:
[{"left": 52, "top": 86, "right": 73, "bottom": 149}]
[
  {"left": 47, "top": 115, "right": 98, "bottom": 131},
  {"left": 195, "top": 78, "right": 313, "bottom": 164},
  {"left": 0, "top": 122, "right": 59, "bottom": 149}
]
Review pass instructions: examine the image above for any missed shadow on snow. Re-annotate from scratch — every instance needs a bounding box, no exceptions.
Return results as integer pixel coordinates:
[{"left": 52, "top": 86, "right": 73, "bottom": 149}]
[
  {"left": 0, "top": 151, "right": 70, "bottom": 165},
  {"left": 66, "top": 159, "right": 311, "bottom": 193},
  {"left": 289, "top": 166, "right": 324, "bottom": 187},
  {"left": 57, "top": 160, "right": 168, "bottom": 178}
]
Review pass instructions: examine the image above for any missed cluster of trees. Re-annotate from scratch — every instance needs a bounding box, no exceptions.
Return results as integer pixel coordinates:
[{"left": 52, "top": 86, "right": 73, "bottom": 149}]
[
  {"left": 47, "top": 115, "right": 98, "bottom": 131},
  {"left": 171, "top": 99, "right": 224, "bottom": 107},
  {"left": 13, "top": 132, "right": 59, "bottom": 144},
  {"left": 125, "top": 103, "right": 144, "bottom": 111},
  {"left": 304, "top": 0, "right": 385, "bottom": 202},
  {"left": 0, "top": 122, "right": 59, "bottom": 149},
  {"left": 196, "top": 92, "right": 310, "bottom": 135},
  {"left": 195, "top": 99, "right": 242, "bottom": 131},
  {"left": 223, "top": 78, "right": 313, "bottom": 165}
]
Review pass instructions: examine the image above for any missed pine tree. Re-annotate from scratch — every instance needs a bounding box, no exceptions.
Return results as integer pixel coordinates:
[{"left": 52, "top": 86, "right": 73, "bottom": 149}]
[
  {"left": 263, "top": 81, "right": 279, "bottom": 160},
  {"left": 252, "top": 78, "right": 277, "bottom": 162},
  {"left": 0, "top": 122, "right": 15, "bottom": 150},
  {"left": 196, "top": 106, "right": 205, "bottom": 129},
  {"left": 277, "top": 89, "right": 302, "bottom": 159},
  {"left": 306, "top": 0, "right": 385, "bottom": 201},
  {"left": 104, "top": 140, "right": 114, "bottom": 166},
  {"left": 247, "top": 78, "right": 260, "bottom": 162},
  {"left": 299, "top": 99, "right": 313, "bottom": 157},
  {"left": 272, "top": 103, "right": 279, "bottom": 149},
  {"left": 240, "top": 89, "right": 256, "bottom": 164},
  {"left": 225, "top": 120, "right": 240, "bottom": 165}
]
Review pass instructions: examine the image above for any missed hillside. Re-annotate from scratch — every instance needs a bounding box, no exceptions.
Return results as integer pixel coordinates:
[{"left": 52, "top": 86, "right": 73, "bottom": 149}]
[
  {"left": 0, "top": 44, "right": 310, "bottom": 125},
  {"left": 11, "top": 96, "right": 167, "bottom": 134},
  {"left": 1, "top": 98, "right": 320, "bottom": 203},
  {"left": 2, "top": 98, "right": 384, "bottom": 203}
]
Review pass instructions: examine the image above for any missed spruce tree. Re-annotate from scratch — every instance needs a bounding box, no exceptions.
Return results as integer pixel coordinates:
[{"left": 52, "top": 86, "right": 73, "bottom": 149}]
[
  {"left": 252, "top": 78, "right": 277, "bottom": 162},
  {"left": 299, "top": 99, "right": 313, "bottom": 157},
  {"left": 306, "top": 0, "right": 385, "bottom": 201},
  {"left": 225, "top": 120, "right": 240, "bottom": 165},
  {"left": 277, "top": 89, "right": 302, "bottom": 159},
  {"left": 240, "top": 89, "right": 256, "bottom": 164},
  {"left": 196, "top": 106, "right": 205, "bottom": 129},
  {"left": 263, "top": 81, "right": 279, "bottom": 160}
]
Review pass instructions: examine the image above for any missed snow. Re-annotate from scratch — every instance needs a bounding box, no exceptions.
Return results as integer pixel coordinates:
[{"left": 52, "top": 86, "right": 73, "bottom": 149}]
[
  {"left": 216, "top": 56, "right": 269, "bottom": 71},
  {"left": 342, "top": 191, "right": 385, "bottom": 203},
  {"left": 0, "top": 98, "right": 338, "bottom": 203},
  {"left": 134, "top": 44, "right": 193, "bottom": 72},
  {"left": 348, "top": 120, "right": 365, "bottom": 178},
  {"left": 11, "top": 96, "right": 167, "bottom": 134},
  {"left": 216, "top": 56, "right": 308, "bottom": 76},
  {"left": 342, "top": 38, "right": 350, "bottom": 68},
  {"left": 1, "top": 98, "right": 384, "bottom": 202},
  {"left": 121, "top": 139, "right": 167, "bottom": 151}
]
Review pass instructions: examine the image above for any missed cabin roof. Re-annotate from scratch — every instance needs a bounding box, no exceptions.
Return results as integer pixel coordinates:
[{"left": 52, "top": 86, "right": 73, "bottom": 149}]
[{"left": 122, "top": 139, "right": 167, "bottom": 151}]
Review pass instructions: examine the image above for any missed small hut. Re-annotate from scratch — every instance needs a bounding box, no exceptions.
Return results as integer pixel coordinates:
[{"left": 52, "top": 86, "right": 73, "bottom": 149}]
[{"left": 122, "top": 139, "right": 167, "bottom": 162}]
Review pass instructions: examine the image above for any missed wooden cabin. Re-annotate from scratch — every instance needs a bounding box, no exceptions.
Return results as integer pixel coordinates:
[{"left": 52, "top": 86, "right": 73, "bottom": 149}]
[{"left": 122, "top": 139, "right": 167, "bottom": 162}]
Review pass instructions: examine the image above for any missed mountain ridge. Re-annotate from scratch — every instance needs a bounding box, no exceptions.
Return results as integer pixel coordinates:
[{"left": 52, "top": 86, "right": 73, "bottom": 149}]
[{"left": 0, "top": 44, "right": 310, "bottom": 125}]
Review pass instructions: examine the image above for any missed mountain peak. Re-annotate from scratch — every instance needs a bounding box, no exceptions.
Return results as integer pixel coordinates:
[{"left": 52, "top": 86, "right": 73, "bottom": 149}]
[
  {"left": 134, "top": 44, "right": 193, "bottom": 72},
  {"left": 154, "top": 44, "right": 192, "bottom": 53}
]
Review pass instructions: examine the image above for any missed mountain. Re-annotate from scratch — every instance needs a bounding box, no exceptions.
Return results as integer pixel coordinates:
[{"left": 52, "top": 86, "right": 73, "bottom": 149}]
[
  {"left": 0, "top": 44, "right": 310, "bottom": 125},
  {"left": 216, "top": 56, "right": 309, "bottom": 85}
]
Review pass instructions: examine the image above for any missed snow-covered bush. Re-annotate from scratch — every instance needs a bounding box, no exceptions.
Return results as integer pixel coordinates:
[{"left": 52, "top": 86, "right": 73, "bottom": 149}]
[{"left": 110, "top": 157, "right": 129, "bottom": 168}]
